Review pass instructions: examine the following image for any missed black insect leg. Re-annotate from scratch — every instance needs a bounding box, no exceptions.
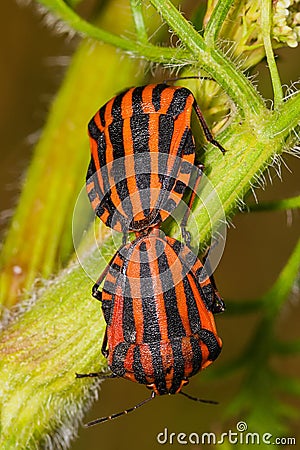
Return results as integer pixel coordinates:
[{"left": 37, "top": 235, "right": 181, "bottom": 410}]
[
  {"left": 201, "top": 251, "right": 226, "bottom": 314},
  {"left": 75, "top": 371, "right": 117, "bottom": 379},
  {"left": 92, "top": 239, "right": 128, "bottom": 300},
  {"left": 193, "top": 101, "right": 226, "bottom": 154},
  {"left": 85, "top": 391, "right": 156, "bottom": 427},
  {"left": 101, "top": 327, "right": 109, "bottom": 358}
]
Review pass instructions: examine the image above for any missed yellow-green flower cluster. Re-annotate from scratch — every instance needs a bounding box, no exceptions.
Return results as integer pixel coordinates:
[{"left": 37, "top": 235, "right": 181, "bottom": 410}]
[{"left": 273, "top": 0, "right": 300, "bottom": 47}]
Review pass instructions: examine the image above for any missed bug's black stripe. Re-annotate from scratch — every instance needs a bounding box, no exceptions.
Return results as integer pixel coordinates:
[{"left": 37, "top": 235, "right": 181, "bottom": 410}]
[
  {"left": 158, "top": 113, "right": 175, "bottom": 156},
  {"left": 170, "top": 238, "right": 184, "bottom": 256},
  {"left": 111, "top": 262, "right": 121, "bottom": 272},
  {"left": 189, "top": 335, "right": 203, "bottom": 377},
  {"left": 93, "top": 128, "right": 111, "bottom": 214},
  {"left": 139, "top": 241, "right": 161, "bottom": 343},
  {"left": 86, "top": 161, "right": 104, "bottom": 205},
  {"left": 122, "top": 296, "right": 136, "bottom": 343},
  {"left": 156, "top": 239, "right": 186, "bottom": 339},
  {"left": 152, "top": 84, "right": 168, "bottom": 112},
  {"left": 99, "top": 104, "right": 106, "bottom": 128},
  {"left": 98, "top": 194, "right": 127, "bottom": 232},
  {"left": 182, "top": 274, "right": 202, "bottom": 335},
  {"left": 101, "top": 297, "right": 113, "bottom": 325},
  {"left": 87, "top": 118, "right": 108, "bottom": 202},
  {"left": 173, "top": 179, "right": 186, "bottom": 194},
  {"left": 199, "top": 329, "right": 222, "bottom": 361},
  {"left": 180, "top": 160, "right": 193, "bottom": 174},
  {"left": 102, "top": 281, "right": 117, "bottom": 296},
  {"left": 132, "top": 345, "right": 147, "bottom": 385},
  {"left": 110, "top": 342, "right": 130, "bottom": 377},
  {"left": 130, "top": 112, "right": 151, "bottom": 217},
  {"left": 121, "top": 261, "right": 136, "bottom": 343},
  {"left": 170, "top": 338, "right": 185, "bottom": 394},
  {"left": 180, "top": 127, "right": 195, "bottom": 156},
  {"left": 86, "top": 185, "right": 97, "bottom": 203},
  {"left": 169, "top": 241, "right": 203, "bottom": 334},
  {"left": 156, "top": 113, "right": 177, "bottom": 214},
  {"left": 149, "top": 341, "right": 167, "bottom": 394},
  {"left": 166, "top": 87, "right": 191, "bottom": 117},
  {"left": 111, "top": 90, "right": 126, "bottom": 123},
  {"left": 176, "top": 127, "right": 195, "bottom": 157},
  {"left": 88, "top": 117, "right": 102, "bottom": 140},
  {"left": 131, "top": 86, "right": 145, "bottom": 115},
  {"left": 195, "top": 266, "right": 215, "bottom": 312},
  {"left": 108, "top": 111, "right": 133, "bottom": 222}
]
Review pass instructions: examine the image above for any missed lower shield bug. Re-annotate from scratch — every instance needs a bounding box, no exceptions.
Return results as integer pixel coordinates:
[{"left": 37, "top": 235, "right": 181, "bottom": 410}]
[{"left": 77, "top": 227, "right": 225, "bottom": 425}]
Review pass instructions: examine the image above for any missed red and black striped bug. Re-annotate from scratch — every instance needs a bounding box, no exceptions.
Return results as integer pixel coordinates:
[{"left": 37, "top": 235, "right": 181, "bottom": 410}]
[
  {"left": 77, "top": 227, "right": 225, "bottom": 426},
  {"left": 86, "top": 83, "right": 225, "bottom": 237}
]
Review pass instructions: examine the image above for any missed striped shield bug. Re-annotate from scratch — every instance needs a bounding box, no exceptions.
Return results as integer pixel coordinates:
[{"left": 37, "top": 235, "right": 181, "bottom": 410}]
[
  {"left": 86, "top": 83, "right": 225, "bottom": 236},
  {"left": 76, "top": 227, "right": 225, "bottom": 426}
]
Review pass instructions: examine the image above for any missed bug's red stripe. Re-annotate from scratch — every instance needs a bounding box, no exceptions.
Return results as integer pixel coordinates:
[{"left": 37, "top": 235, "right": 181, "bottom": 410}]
[{"left": 140, "top": 343, "right": 155, "bottom": 381}]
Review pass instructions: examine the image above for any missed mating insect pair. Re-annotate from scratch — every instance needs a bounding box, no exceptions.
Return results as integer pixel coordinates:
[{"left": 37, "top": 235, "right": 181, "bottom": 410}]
[{"left": 77, "top": 83, "right": 226, "bottom": 426}]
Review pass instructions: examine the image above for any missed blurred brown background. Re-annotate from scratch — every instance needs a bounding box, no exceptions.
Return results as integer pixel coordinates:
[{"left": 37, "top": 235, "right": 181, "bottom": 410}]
[{"left": 1, "top": 1, "right": 300, "bottom": 449}]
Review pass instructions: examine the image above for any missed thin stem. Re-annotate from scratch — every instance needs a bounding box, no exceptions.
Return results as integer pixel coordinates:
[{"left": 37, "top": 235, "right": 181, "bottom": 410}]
[
  {"left": 274, "top": 339, "right": 300, "bottom": 355},
  {"left": 270, "top": 90, "right": 300, "bottom": 136},
  {"left": 261, "top": 0, "right": 283, "bottom": 107},
  {"left": 37, "top": 0, "right": 188, "bottom": 62},
  {"left": 249, "top": 194, "right": 300, "bottom": 212},
  {"left": 150, "top": 0, "right": 264, "bottom": 116},
  {"left": 204, "top": 0, "right": 234, "bottom": 46},
  {"left": 263, "top": 236, "right": 300, "bottom": 315},
  {"left": 130, "top": 0, "right": 148, "bottom": 42}
]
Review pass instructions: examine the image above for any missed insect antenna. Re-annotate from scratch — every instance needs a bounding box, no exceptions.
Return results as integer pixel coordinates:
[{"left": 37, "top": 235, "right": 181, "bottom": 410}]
[
  {"left": 85, "top": 391, "right": 156, "bottom": 427},
  {"left": 75, "top": 372, "right": 117, "bottom": 380},
  {"left": 180, "top": 391, "right": 218, "bottom": 405},
  {"left": 164, "top": 76, "right": 214, "bottom": 83}
]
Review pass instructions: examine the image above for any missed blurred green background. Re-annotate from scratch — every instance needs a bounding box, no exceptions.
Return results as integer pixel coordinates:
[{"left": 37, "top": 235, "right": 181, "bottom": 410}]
[{"left": 1, "top": 1, "right": 300, "bottom": 449}]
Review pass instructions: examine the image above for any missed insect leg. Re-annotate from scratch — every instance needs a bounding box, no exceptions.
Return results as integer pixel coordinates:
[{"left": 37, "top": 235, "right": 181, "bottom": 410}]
[
  {"left": 193, "top": 101, "right": 226, "bottom": 154},
  {"left": 92, "top": 241, "right": 128, "bottom": 299},
  {"left": 75, "top": 372, "right": 117, "bottom": 379},
  {"left": 85, "top": 391, "right": 156, "bottom": 427},
  {"left": 201, "top": 251, "right": 226, "bottom": 314},
  {"left": 180, "top": 390, "right": 218, "bottom": 404},
  {"left": 101, "top": 327, "right": 109, "bottom": 358}
]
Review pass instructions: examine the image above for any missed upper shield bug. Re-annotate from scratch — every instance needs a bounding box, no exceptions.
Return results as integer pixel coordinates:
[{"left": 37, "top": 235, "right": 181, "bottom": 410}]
[
  {"left": 76, "top": 227, "right": 225, "bottom": 426},
  {"left": 86, "top": 83, "right": 225, "bottom": 235}
]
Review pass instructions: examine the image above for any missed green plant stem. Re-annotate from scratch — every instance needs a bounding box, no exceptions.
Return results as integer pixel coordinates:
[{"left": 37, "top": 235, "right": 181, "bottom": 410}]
[
  {"left": 130, "top": 0, "right": 148, "bottom": 42},
  {"left": 249, "top": 194, "right": 300, "bottom": 212},
  {"left": 204, "top": 0, "right": 234, "bottom": 45},
  {"left": 262, "top": 235, "right": 300, "bottom": 316},
  {"left": 37, "top": 0, "right": 188, "bottom": 61},
  {"left": 0, "top": 0, "right": 148, "bottom": 308},
  {"left": 0, "top": 236, "right": 108, "bottom": 450},
  {"left": 150, "top": 0, "right": 265, "bottom": 116},
  {"left": 37, "top": 0, "right": 264, "bottom": 115},
  {"left": 274, "top": 339, "right": 300, "bottom": 355},
  {"left": 270, "top": 90, "right": 300, "bottom": 134},
  {"left": 261, "top": 0, "right": 283, "bottom": 107}
]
